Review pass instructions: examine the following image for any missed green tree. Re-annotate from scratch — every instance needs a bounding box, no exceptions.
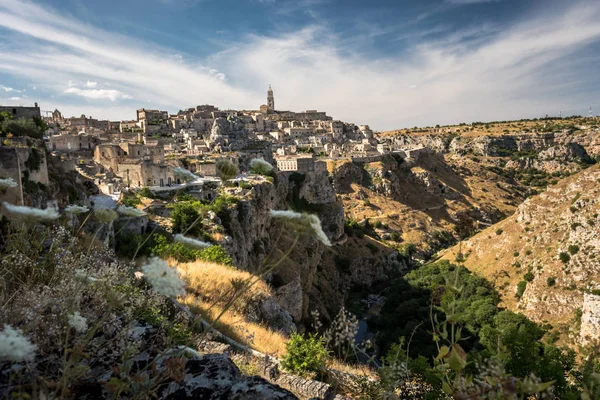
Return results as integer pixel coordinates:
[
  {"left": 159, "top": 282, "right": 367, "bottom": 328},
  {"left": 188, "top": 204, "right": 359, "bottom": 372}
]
[{"left": 171, "top": 202, "right": 202, "bottom": 236}]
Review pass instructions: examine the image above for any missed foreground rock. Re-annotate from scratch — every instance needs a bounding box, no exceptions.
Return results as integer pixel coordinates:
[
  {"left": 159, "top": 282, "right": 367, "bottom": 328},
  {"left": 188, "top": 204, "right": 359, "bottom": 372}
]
[{"left": 158, "top": 353, "right": 297, "bottom": 400}]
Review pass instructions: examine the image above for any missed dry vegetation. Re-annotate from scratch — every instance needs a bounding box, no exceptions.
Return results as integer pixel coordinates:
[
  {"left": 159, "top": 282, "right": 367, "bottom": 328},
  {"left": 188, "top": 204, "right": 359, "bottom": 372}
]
[{"left": 177, "top": 260, "right": 289, "bottom": 357}]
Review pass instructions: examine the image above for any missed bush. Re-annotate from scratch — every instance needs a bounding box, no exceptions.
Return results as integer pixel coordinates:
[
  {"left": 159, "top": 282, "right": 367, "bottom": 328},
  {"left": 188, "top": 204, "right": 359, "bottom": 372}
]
[
  {"left": 524, "top": 272, "right": 534, "bottom": 282},
  {"left": 547, "top": 277, "right": 556, "bottom": 287},
  {"left": 568, "top": 245, "right": 579, "bottom": 255},
  {"left": 390, "top": 231, "right": 401, "bottom": 242},
  {"left": 281, "top": 332, "right": 329, "bottom": 378},
  {"left": 559, "top": 252, "right": 571, "bottom": 264},
  {"left": 516, "top": 280, "right": 527, "bottom": 298},
  {"left": 196, "top": 245, "right": 232, "bottom": 265},
  {"left": 496, "top": 229, "right": 503, "bottom": 235}
]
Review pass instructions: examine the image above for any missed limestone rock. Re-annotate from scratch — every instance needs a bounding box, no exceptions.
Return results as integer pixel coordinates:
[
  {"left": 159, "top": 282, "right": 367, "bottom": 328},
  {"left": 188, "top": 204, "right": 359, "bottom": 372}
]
[{"left": 159, "top": 353, "right": 297, "bottom": 400}]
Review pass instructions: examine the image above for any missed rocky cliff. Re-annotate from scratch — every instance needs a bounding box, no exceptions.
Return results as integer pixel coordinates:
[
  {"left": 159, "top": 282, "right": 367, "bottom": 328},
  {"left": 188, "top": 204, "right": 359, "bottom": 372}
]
[
  {"left": 221, "top": 171, "right": 405, "bottom": 328},
  {"left": 442, "top": 164, "right": 600, "bottom": 346}
]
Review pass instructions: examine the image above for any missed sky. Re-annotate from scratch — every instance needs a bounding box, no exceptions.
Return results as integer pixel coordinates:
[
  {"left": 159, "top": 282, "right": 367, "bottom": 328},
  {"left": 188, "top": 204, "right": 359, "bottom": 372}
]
[{"left": 0, "top": 0, "right": 599, "bottom": 130}]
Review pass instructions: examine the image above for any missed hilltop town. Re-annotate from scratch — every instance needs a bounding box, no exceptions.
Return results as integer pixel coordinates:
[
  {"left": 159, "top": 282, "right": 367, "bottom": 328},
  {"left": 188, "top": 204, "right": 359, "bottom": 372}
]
[{"left": 1, "top": 91, "right": 600, "bottom": 399}]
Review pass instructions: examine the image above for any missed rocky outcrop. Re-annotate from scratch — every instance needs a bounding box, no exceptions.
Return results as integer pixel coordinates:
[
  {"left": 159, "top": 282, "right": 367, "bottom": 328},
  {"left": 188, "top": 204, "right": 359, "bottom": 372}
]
[
  {"left": 158, "top": 352, "right": 297, "bottom": 400},
  {"left": 505, "top": 143, "right": 592, "bottom": 173},
  {"left": 581, "top": 293, "right": 600, "bottom": 344}
]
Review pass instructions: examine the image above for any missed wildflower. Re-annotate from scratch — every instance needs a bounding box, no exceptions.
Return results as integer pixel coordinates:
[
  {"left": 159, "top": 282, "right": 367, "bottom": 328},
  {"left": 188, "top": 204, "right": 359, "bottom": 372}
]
[
  {"left": 141, "top": 258, "right": 186, "bottom": 297},
  {"left": 93, "top": 207, "right": 118, "bottom": 224},
  {"left": 2, "top": 202, "right": 59, "bottom": 223},
  {"left": 173, "top": 167, "right": 198, "bottom": 183},
  {"left": 0, "top": 178, "right": 18, "bottom": 191},
  {"left": 0, "top": 325, "right": 36, "bottom": 362},
  {"left": 117, "top": 205, "right": 146, "bottom": 217},
  {"left": 67, "top": 312, "right": 88, "bottom": 333},
  {"left": 269, "top": 210, "right": 332, "bottom": 246},
  {"left": 250, "top": 158, "right": 273, "bottom": 175},
  {"left": 174, "top": 234, "right": 212, "bottom": 249},
  {"left": 74, "top": 269, "right": 98, "bottom": 283},
  {"left": 64, "top": 205, "right": 89, "bottom": 214}
]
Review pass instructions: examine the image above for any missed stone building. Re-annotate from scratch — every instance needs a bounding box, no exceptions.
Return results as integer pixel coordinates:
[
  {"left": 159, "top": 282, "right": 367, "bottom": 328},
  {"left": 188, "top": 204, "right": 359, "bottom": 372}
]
[
  {"left": 120, "top": 120, "right": 141, "bottom": 133},
  {"left": 0, "top": 103, "right": 41, "bottom": 120},
  {"left": 275, "top": 154, "right": 315, "bottom": 172},
  {"left": 49, "top": 133, "right": 100, "bottom": 152},
  {"left": 136, "top": 108, "right": 169, "bottom": 123}
]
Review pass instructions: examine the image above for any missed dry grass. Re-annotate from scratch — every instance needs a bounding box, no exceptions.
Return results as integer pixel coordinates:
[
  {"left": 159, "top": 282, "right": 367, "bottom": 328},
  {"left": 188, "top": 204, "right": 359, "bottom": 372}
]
[
  {"left": 327, "top": 358, "right": 377, "bottom": 378},
  {"left": 177, "top": 260, "right": 287, "bottom": 357},
  {"left": 183, "top": 294, "right": 288, "bottom": 357},
  {"left": 177, "top": 260, "right": 382, "bottom": 373}
]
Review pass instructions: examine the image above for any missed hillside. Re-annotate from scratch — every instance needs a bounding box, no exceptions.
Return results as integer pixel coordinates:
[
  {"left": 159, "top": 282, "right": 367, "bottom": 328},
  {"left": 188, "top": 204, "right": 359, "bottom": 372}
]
[
  {"left": 331, "top": 152, "right": 529, "bottom": 254},
  {"left": 441, "top": 164, "right": 600, "bottom": 345}
]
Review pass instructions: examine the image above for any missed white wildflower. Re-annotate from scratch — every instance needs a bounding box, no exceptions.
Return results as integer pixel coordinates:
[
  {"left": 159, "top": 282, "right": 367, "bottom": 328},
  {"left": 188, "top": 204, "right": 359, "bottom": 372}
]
[
  {"left": 2, "top": 202, "right": 59, "bottom": 222},
  {"left": 173, "top": 167, "right": 198, "bottom": 183},
  {"left": 174, "top": 234, "right": 212, "bottom": 249},
  {"left": 0, "top": 178, "right": 18, "bottom": 190},
  {"left": 74, "top": 269, "right": 98, "bottom": 283},
  {"left": 0, "top": 325, "right": 36, "bottom": 362},
  {"left": 141, "top": 257, "right": 186, "bottom": 298},
  {"left": 93, "top": 207, "right": 118, "bottom": 224},
  {"left": 250, "top": 158, "right": 273, "bottom": 174},
  {"left": 117, "top": 205, "right": 146, "bottom": 217},
  {"left": 269, "top": 209, "right": 331, "bottom": 246},
  {"left": 64, "top": 205, "right": 89, "bottom": 214},
  {"left": 67, "top": 312, "right": 88, "bottom": 333}
]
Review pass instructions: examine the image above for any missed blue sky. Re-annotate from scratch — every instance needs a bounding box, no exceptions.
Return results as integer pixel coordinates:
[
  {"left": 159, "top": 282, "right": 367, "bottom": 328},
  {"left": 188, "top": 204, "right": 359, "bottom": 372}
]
[{"left": 0, "top": 0, "right": 599, "bottom": 130}]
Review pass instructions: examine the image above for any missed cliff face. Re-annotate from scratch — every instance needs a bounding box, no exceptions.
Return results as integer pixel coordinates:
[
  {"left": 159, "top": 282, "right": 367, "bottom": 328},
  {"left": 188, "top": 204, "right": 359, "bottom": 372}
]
[
  {"left": 442, "top": 164, "right": 600, "bottom": 346},
  {"left": 222, "top": 171, "right": 404, "bottom": 327},
  {"left": 330, "top": 153, "right": 524, "bottom": 254}
]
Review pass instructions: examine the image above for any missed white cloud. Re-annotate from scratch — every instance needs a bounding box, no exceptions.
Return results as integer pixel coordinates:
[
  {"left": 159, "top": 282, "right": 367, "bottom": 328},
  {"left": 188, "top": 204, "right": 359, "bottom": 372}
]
[
  {"left": 0, "top": 84, "right": 21, "bottom": 92},
  {"left": 0, "top": 0, "right": 598, "bottom": 128},
  {"left": 85, "top": 80, "right": 98, "bottom": 88},
  {"left": 64, "top": 87, "right": 132, "bottom": 101},
  {"left": 10, "top": 96, "right": 20, "bottom": 100}
]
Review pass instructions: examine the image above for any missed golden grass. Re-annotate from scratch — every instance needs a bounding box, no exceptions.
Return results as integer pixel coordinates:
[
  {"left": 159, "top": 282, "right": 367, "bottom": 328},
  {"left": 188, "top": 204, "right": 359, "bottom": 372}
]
[
  {"left": 327, "top": 358, "right": 377, "bottom": 378},
  {"left": 183, "top": 294, "right": 288, "bottom": 357},
  {"left": 176, "top": 259, "right": 381, "bottom": 373},
  {"left": 176, "top": 259, "right": 287, "bottom": 357}
]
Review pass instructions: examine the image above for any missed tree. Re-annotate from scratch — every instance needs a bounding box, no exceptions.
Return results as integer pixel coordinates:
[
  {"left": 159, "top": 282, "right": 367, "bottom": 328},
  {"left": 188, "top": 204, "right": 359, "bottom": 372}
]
[
  {"left": 2, "top": 118, "right": 43, "bottom": 139},
  {"left": 171, "top": 202, "right": 202, "bottom": 236}
]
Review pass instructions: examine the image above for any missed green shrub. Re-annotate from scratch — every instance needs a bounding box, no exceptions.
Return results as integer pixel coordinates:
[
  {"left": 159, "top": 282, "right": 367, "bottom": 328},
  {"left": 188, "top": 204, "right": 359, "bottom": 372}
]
[
  {"left": 516, "top": 280, "right": 527, "bottom": 298},
  {"left": 398, "top": 243, "right": 416, "bottom": 258},
  {"left": 559, "top": 252, "right": 570, "bottom": 264},
  {"left": 281, "top": 333, "right": 329, "bottom": 378},
  {"left": 567, "top": 245, "right": 579, "bottom": 255},
  {"left": 196, "top": 245, "right": 232, "bottom": 265},
  {"left": 524, "top": 272, "right": 534, "bottom": 282},
  {"left": 390, "top": 231, "right": 401, "bottom": 242},
  {"left": 547, "top": 277, "right": 556, "bottom": 287},
  {"left": 513, "top": 251, "right": 519, "bottom": 257},
  {"left": 496, "top": 228, "right": 503, "bottom": 235}
]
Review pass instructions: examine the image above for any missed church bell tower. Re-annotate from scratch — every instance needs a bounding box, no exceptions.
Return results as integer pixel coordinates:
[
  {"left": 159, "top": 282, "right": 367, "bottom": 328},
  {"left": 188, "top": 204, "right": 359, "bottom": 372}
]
[{"left": 267, "top": 85, "right": 275, "bottom": 113}]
